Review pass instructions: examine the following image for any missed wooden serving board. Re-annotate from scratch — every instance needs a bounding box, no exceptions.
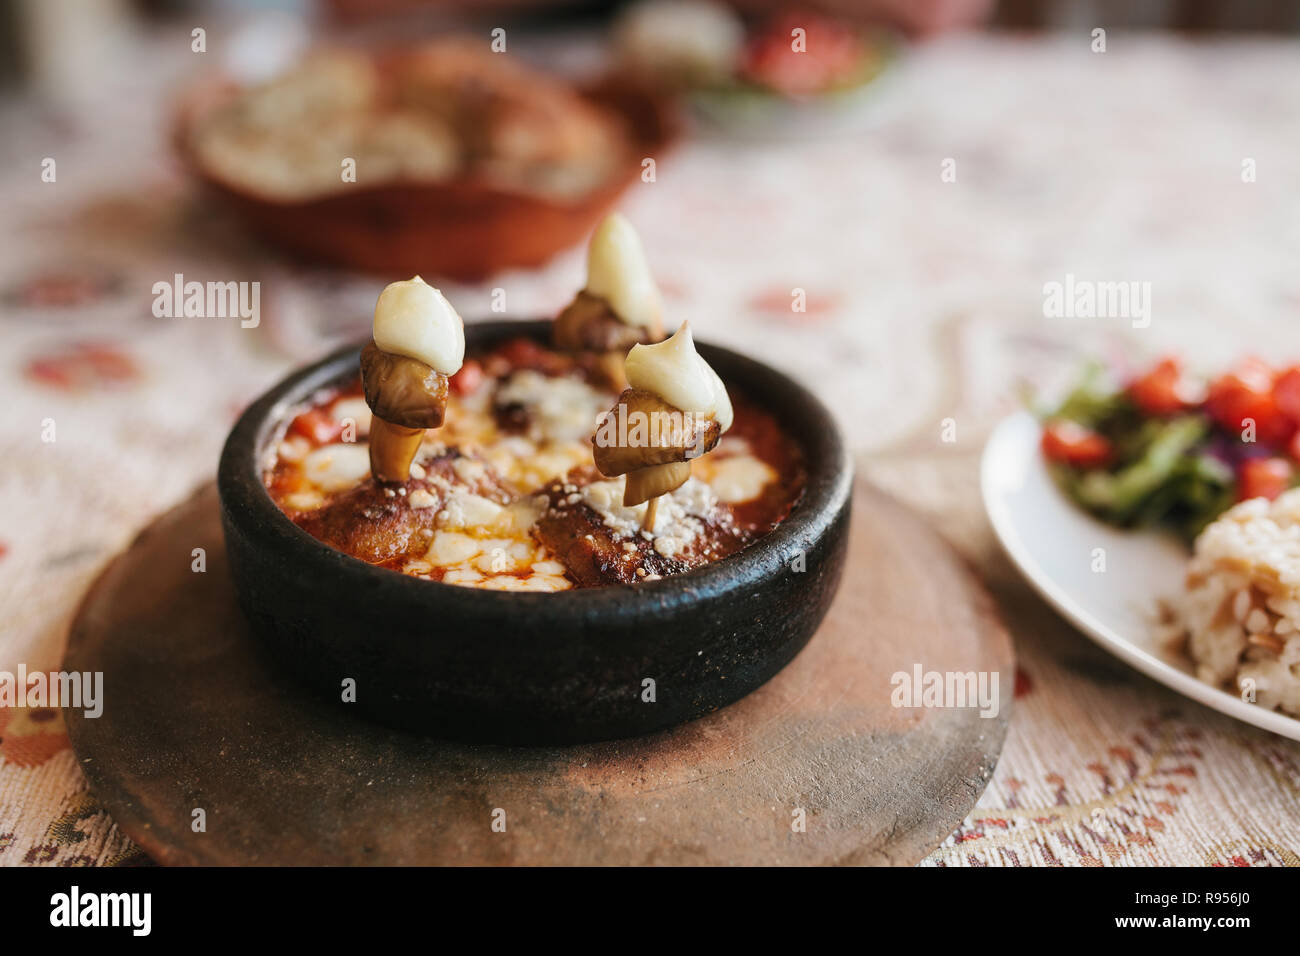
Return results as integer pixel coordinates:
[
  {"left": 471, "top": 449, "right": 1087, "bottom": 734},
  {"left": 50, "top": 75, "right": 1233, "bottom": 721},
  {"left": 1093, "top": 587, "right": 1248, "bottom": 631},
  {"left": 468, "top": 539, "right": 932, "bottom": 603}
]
[{"left": 64, "top": 481, "right": 1013, "bottom": 866}]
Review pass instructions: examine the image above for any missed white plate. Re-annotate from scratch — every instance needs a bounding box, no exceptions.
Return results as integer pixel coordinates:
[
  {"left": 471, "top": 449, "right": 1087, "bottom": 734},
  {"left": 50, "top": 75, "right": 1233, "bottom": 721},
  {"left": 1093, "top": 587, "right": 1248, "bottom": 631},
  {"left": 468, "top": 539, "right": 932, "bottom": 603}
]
[{"left": 981, "top": 411, "right": 1300, "bottom": 740}]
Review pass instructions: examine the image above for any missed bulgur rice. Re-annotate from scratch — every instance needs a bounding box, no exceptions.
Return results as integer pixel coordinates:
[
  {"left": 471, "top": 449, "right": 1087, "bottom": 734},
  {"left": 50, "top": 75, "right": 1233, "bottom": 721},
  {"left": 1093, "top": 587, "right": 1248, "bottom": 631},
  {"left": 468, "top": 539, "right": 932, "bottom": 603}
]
[{"left": 1173, "top": 488, "right": 1300, "bottom": 717}]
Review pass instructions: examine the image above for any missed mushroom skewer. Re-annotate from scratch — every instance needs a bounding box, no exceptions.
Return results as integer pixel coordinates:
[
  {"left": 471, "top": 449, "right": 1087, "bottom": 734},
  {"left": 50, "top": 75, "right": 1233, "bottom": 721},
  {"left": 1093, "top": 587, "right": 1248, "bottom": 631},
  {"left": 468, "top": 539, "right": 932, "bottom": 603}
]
[
  {"left": 360, "top": 276, "right": 465, "bottom": 483},
  {"left": 553, "top": 213, "right": 665, "bottom": 390},
  {"left": 361, "top": 342, "right": 451, "bottom": 481},
  {"left": 590, "top": 322, "right": 732, "bottom": 531}
]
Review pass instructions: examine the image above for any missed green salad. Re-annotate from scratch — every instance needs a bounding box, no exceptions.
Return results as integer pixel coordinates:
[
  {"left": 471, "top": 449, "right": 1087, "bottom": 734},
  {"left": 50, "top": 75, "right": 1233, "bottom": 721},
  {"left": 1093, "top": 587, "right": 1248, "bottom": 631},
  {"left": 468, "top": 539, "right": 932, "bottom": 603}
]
[{"left": 1039, "top": 357, "right": 1300, "bottom": 541}]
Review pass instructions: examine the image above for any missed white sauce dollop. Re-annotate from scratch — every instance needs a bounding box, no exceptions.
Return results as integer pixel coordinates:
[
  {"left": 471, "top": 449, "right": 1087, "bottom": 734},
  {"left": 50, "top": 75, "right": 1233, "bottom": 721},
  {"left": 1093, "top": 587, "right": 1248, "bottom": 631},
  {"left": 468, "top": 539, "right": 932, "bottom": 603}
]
[
  {"left": 585, "top": 213, "right": 662, "bottom": 332},
  {"left": 372, "top": 276, "right": 465, "bottom": 374},
  {"left": 624, "top": 322, "right": 733, "bottom": 432}
]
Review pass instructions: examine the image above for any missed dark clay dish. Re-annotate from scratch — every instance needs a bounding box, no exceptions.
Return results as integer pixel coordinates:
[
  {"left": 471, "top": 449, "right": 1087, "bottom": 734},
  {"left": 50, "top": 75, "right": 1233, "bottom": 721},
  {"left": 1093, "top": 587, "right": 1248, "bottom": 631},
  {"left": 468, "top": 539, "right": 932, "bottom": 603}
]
[{"left": 218, "top": 320, "right": 851, "bottom": 743}]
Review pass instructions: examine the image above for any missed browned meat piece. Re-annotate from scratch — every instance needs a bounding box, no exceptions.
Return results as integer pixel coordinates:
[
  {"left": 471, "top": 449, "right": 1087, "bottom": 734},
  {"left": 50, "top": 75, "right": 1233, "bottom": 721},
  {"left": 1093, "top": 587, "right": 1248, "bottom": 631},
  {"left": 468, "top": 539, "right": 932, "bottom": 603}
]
[
  {"left": 294, "top": 477, "right": 433, "bottom": 565},
  {"left": 553, "top": 291, "right": 659, "bottom": 353},
  {"left": 592, "top": 387, "right": 721, "bottom": 477},
  {"left": 531, "top": 466, "right": 746, "bottom": 587},
  {"left": 492, "top": 399, "right": 532, "bottom": 435},
  {"left": 533, "top": 479, "right": 684, "bottom": 586},
  {"left": 293, "top": 447, "right": 510, "bottom": 565},
  {"left": 360, "top": 340, "right": 449, "bottom": 429}
]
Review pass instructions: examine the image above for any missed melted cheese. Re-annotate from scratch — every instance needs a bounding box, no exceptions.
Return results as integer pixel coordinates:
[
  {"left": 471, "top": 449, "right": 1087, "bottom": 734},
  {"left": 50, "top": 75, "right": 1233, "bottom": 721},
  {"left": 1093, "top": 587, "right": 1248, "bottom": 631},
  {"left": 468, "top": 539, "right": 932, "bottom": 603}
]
[
  {"left": 419, "top": 525, "right": 571, "bottom": 592},
  {"left": 330, "top": 397, "right": 373, "bottom": 434},
  {"left": 302, "top": 442, "right": 371, "bottom": 492},
  {"left": 704, "top": 455, "right": 776, "bottom": 504},
  {"left": 436, "top": 491, "right": 506, "bottom": 529},
  {"left": 425, "top": 530, "right": 481, "bottom": 565}
]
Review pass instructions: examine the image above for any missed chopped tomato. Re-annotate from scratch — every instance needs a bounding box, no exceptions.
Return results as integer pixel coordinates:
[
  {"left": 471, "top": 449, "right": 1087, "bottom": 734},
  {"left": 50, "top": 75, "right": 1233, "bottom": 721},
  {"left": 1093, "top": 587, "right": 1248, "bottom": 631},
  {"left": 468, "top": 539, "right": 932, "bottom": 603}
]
[
  {"left": 288, "top": 407, "right": 342, "bottom": 445},
  {"left": 1129, "top": 357, "right": 1202, "bottom": 416},
  {"left": 24, "top": 342, "right": 138, "bottom": 390},
  {"left": 449, "top": 359, "right": 484, "bottom": 396},
  {"left": 1041, "top": 420, "right": 1113, "bottom": 468},
  {"left": 1205, "top": 357, "right": 1294, "bottom": 446},
  {"left": 1237, "top": 457, "right": 1293, "bottom": 502},
  {"left": 740, "top": 12, "right": 866, "bottom": 98},
  {"left": 264, "top": 464, "right": 305, "bottom": 499},
  {"left": 1274, "top": 365, "right": 1300, "bottom": 425},
  {"left": 493, "top": 337, "right": 571, "bottom": 376},
  {"left": 496, "top": 337, "right": 559, "bottom": 372}
]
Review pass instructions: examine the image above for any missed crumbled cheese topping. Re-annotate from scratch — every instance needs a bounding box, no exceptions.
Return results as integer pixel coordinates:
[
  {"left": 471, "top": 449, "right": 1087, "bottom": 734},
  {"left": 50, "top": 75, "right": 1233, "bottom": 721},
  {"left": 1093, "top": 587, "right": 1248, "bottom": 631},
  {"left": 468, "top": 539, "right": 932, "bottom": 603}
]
[
  {"left": 580, "top": 476, "right": 717, "bottom": 556},
  {"left": 408, "top": 488, "right": 438, "bottom": 510},
  {"left": 495, "top": 370, "right": 609, "bottom": 444},
  {"left": 451, "top": 456, "right": 486, "bottom": 484}
]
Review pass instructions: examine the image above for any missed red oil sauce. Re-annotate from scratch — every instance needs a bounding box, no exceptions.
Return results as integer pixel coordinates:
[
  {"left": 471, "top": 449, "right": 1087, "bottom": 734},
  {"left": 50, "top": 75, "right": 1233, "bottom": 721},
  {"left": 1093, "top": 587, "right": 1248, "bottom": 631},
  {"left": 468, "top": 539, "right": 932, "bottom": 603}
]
[{"left": 720, "top": 390, "right": 805, "bottom": 534}]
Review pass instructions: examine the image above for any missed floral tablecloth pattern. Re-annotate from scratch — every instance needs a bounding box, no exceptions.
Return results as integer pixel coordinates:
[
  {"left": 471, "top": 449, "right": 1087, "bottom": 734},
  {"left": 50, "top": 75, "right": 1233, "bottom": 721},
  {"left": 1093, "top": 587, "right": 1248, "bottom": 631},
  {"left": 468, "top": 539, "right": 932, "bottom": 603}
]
[{"left": 1, "top": 29, "right": 1297, "bottom": 866}]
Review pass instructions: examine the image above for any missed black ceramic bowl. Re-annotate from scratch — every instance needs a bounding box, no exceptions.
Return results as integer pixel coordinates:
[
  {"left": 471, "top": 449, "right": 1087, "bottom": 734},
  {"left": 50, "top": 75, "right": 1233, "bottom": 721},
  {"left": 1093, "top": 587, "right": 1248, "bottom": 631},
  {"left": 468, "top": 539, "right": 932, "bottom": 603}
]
[{"left": 218, "top": 320, "right": 852, "bottom": 744}]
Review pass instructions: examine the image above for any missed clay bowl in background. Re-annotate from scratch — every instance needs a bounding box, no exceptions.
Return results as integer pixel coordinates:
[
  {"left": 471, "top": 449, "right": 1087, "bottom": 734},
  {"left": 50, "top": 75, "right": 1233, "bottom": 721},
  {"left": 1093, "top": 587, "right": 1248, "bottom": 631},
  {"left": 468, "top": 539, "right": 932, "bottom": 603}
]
[{"left": 175, "top": 75, "right": 678, "bottom": 281}]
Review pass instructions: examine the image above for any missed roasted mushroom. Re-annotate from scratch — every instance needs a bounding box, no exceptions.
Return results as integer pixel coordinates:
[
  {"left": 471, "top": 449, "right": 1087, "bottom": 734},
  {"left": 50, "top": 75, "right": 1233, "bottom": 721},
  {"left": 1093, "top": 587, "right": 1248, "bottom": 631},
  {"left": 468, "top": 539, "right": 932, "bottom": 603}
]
[
  {"left": 553, "top": 214, "right": 665, "bottom": 389},
  {"left": 361, "top": 276, "right": 465, "bottom": 482},
  {"left": 592, "top": 386, "right": 721, "bottom": 477},
  {"left": 592, "top": 322, "right": 732, "bottom": 530}
]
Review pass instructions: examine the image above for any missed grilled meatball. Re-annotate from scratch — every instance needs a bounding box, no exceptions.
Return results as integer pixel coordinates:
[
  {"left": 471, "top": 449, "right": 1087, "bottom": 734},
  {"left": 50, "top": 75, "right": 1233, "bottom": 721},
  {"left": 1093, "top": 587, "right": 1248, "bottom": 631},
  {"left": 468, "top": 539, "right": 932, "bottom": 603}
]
[
  {"left": 531, "top": 466, "right": 744, "bottom": 586},
  {"left": 293, "top": 447, "right": 510, "bottom": 564}
]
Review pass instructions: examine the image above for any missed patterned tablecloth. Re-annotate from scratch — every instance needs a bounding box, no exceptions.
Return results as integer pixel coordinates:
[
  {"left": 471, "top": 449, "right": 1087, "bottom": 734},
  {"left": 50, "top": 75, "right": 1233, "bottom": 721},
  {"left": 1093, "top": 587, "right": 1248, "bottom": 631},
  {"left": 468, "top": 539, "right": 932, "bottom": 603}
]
[{"left": 1, "top": 26, "right": 1298, "bottom": 867}]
